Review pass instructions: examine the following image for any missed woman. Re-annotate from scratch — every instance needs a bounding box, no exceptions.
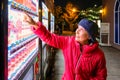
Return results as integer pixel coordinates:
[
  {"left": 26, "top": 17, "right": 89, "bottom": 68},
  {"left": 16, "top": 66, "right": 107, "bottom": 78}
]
[{"left": 24, "top": 13, "right": 107, "bottom": 80}]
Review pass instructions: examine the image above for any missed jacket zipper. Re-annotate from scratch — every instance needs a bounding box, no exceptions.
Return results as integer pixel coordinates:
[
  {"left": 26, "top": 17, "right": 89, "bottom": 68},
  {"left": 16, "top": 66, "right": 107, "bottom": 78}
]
[{"left": 75, "top": 52, "right": 83, "bottom": 80}]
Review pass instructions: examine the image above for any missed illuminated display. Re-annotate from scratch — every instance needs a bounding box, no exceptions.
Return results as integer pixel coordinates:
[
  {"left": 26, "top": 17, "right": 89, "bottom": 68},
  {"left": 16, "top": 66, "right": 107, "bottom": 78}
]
[
  {"left": 42, "top": 2, "right": 48, "bottom": 19},
  {"left": 41, "top": 2, "right": 48, "bottom": 47},
  {"left": 14, "top": 0, "right": 38, "bottom": 12},
  {"left": 9, "top": 0, "right": 38, "bottom": 15},
  {"left": 42, "top": 19, "right": 48, "bottom": 29},
  {"left": 8, "top": 0, "right": 39, "bottom": 80},
  {"left": 42, "top": 2, "right": 48, "bottom": 30},
  {"left": 50, "top": 13, "right": 55, "bottom": 33}
]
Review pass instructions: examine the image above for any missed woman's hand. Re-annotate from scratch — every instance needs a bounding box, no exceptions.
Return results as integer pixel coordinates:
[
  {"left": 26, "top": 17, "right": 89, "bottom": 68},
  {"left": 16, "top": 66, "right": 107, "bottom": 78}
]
[{"left": 24, "top": 12, "right": 39, "bottom": 29}]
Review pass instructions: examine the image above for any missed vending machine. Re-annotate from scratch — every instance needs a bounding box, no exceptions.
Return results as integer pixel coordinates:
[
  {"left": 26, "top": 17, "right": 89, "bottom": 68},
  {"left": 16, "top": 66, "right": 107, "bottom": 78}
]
[
  {"left": 41, "top": 2, "right": 53, "bottom": 78},
  {"left": 41, "top": 2, "right": 49, "bottom": 78},
  {"left": 1, "top": 0, "right": 41, "bottom": 80}
]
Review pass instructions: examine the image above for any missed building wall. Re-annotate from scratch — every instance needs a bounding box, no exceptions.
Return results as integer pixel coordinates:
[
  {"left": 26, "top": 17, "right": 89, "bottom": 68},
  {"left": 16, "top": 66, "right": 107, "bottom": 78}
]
[{"left": 102, "top": 0, "right": 120, "bottom": 50}]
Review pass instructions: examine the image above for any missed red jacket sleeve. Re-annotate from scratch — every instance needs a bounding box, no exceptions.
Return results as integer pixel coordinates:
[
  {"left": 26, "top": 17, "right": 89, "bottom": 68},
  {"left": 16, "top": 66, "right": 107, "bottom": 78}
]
[
  {"left": 90, "top": 54, "right": 107, "bottom": 80},
  {"left": 32, "top": 22, "right": 69, "bottom": 49}
]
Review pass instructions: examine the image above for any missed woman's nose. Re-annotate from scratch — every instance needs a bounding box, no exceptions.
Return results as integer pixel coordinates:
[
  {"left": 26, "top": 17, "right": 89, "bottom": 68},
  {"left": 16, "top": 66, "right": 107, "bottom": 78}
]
[
  {"left": 76, "top": 28, "right": 81, "bottom": 34},
  {"left": 76, "top": 29, "right": 79, "bottom": 34}
]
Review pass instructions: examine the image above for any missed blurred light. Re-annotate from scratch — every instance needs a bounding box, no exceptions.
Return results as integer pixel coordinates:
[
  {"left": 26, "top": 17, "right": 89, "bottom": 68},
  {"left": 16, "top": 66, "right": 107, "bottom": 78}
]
[
  {"left": 72, "top": 8, "right": 76, "bottom": 12},
  {"left": 99, "top": 9, "right": 103, "bottom": 13},
  {"left": 38, "top": 9, "right": 41, "bottom": 12}
]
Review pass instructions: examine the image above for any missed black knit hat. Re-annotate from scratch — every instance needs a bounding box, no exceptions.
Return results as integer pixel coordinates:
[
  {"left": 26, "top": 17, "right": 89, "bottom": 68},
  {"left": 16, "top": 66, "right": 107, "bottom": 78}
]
[{"left": 78, "top": 18, "right": 99, "bottom": 42}]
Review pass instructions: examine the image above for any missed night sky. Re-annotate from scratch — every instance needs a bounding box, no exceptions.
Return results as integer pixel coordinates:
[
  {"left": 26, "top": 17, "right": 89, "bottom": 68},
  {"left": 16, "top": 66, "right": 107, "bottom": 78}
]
[{"left": 55, "top": 0, "right": 102, "bottom": 10}]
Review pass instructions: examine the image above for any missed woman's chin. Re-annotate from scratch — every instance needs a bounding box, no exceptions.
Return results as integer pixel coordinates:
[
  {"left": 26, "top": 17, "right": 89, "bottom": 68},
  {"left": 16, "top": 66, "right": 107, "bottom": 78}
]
[{"left": 75, "top": 38, "right": 84, "bottom": 44}]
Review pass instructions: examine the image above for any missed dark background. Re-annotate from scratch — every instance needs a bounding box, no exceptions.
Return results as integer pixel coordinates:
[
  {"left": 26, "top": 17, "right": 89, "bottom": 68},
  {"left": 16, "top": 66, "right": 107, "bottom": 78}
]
[{"left": 55, "top": 0, "right": 102, "bottom": 10}]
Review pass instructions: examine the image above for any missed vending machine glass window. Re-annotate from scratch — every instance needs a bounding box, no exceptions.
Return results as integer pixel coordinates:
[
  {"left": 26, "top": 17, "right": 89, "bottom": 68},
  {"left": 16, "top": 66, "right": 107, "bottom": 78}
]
[
  {"left": 41, "top": 2, "right": 48, "bottom": 47},
  {"left": 8, "top": 0, "right": 39, "bottom": 80},
  {"left": 23, "top": 65, "right": 34, "bottom": 80}
]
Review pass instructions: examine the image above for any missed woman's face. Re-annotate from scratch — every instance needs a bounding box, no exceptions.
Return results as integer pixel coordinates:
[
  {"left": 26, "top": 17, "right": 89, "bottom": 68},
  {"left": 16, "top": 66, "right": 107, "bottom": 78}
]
[{"left": 75, "top": 25, "right": 90, "bottom": 45}]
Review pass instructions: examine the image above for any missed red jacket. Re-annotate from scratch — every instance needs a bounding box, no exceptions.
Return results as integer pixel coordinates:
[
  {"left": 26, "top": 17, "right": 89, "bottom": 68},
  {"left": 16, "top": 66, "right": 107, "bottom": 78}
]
[{"left": 33, "top": 22, "right": 107, "bottom": 80}]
